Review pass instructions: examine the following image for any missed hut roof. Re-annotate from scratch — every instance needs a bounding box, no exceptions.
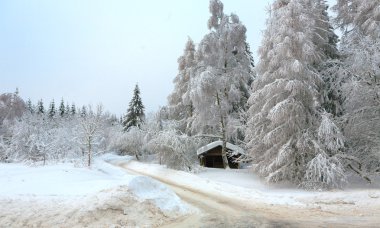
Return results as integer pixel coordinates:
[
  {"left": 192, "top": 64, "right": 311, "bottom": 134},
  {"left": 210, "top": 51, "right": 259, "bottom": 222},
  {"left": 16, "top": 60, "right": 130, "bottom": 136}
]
[{"left": 196, "top": 140, "right": 244, "bottom": 156}]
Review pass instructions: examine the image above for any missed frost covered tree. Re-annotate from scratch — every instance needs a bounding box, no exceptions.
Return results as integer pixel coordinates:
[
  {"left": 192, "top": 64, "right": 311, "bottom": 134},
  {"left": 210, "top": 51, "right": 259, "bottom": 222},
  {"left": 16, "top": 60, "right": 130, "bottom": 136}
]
[
  {"left": 245, "top": 0, "right": 347, "bottom": 189},
  {"left": 65, "top": 103, "right": 70, "bottom": 117},
  {"left": 167, "top": 37, "right": 196, "bottom": 134},
  {"left": 146, "top": 129, "right": 203, "bottom": 171},
  {"left": 71, "top": 103, "right": 76, "bottom": 116},
  {"left": 59, "top": 99, "right": 65, "bottom": 117},
  {"left": 189, "top": 0, "right": 254, "bottom": 168},
  {"left": 80, "top": 105, "right": 104, "bottom": 167},
  {"left": 37, "top": 99, "right": 45, "bottom": 115},
  {"left": 123, "top": 84, "right": 145, "bottom": 132},
  {"left": 311, "top": 0, "right": 342, "bottom": 117},
  {"left": 48, "top": 100, "right": 56, "bottom": 118},
  {"left": 80, "top": 106, "right": 87, "bottom": 118},
  {"left": 0, "top": 91, "right": 26, "bottom": 125},
  {"left": 26, "top": 99, "right": 34, "bottom": 114},
  {"left": 332, "top": 0, "right": 380, "bottom": 174}
]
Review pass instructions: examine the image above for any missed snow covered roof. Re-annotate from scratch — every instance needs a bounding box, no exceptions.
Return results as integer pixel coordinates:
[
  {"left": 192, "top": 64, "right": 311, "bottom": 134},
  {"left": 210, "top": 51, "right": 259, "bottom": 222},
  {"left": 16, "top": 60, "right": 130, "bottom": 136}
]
[{"left": 197, "top": 140, "right": 244, "bottom": 156}]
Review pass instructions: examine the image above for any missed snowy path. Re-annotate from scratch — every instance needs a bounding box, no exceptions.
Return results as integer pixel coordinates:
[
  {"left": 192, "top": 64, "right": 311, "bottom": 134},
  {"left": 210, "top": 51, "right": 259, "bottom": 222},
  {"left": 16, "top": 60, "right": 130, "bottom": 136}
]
[{"left": 110, "top": 159, "right": 380, "bottom": 228}]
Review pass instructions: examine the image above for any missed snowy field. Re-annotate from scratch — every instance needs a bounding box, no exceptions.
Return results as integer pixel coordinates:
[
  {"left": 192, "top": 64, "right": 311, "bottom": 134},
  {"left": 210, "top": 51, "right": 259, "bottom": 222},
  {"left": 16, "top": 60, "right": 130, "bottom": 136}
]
[{"left": 0, "top": 154, "right": 191, "bottom": 227}]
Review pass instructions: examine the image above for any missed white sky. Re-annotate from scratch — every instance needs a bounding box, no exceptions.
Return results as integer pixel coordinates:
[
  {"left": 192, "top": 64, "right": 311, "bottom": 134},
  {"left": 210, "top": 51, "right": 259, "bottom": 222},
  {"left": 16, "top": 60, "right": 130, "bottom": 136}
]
[{"left": 0, "top": 0, "right": 336, "bottom": 116}]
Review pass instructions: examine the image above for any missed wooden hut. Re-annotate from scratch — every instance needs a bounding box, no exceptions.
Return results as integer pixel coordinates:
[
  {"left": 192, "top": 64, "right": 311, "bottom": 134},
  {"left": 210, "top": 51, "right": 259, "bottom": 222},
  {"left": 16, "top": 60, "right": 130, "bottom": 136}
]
[{"left": 197, "top": 141, "right": 244, "bottom": 169}]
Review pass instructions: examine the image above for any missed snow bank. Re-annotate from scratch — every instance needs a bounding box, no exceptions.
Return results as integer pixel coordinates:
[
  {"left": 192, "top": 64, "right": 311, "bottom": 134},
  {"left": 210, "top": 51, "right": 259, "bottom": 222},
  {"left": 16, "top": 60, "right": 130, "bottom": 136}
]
[
  {"left": 0, "top": 153, "right": 191, "bottom": 223},
  {"left": 0, "top": 155, "right": 134, "bottom": 197},
  {"left": 128, "top": 175, "right": 189, "bottom": 215}
]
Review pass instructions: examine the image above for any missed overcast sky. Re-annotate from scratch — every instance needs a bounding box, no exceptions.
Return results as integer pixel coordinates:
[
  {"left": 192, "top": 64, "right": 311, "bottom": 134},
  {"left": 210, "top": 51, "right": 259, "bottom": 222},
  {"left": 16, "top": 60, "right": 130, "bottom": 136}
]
[{"left": 0, "top": 0, "right": 336, "bottom": 116}]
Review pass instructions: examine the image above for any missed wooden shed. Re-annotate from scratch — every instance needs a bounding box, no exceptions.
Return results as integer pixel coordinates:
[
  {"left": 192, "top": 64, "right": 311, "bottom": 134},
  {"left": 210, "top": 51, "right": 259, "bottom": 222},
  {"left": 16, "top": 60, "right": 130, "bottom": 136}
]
[{"left": 197, "top": 141, "right": 244, "bottom": 169}]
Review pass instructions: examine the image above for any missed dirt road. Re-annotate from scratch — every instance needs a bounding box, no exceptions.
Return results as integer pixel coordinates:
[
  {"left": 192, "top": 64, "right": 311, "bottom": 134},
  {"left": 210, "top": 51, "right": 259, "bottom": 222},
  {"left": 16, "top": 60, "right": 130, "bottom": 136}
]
[{"left": 113, "top": 160, "right": 380, "bottom": 228}]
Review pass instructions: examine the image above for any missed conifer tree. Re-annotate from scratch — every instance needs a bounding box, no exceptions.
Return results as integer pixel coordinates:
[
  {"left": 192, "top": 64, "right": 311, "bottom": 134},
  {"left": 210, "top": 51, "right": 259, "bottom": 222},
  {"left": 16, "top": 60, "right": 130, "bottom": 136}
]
[
  {"left": 80, "top": 106, "right": 87, "bottom": 118},
  {"left": 245, "top": 0, "right": 346, "bottom": 189},
  {"left": 48, "top": 100, "right": 56, "bottom": 118},
  {"left": 71, "top": 103, "right": 76, "bottom": 116},
  {"left": 123, "top": 84, "right": 145, "bottom": 132},
  {"left": 26, "top": 99, "right": 34, "bottom": 114},
  {"left": 37, "top": 99, "right": 45, "bottom": 115},
  {"left": 59, "top": 99, "right": 65, "bottom": 117},
  {"left": 65, "top": 103, "right": 70, "bottom": 117},
  {"left": 333, "top": 0, "right": 380, "bottom": 175},
  {"left": 167, "top": 37, "right": 196, "bottom": 134}
]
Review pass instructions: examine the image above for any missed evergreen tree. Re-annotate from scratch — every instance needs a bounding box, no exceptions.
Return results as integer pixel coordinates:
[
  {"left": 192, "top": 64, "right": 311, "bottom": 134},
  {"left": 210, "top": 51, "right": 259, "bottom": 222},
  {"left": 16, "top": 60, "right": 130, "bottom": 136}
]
[
  {"left": 122, "top": 84, "right": 145, "bottom": 132},
  {"left": 80, "top": 106, "right": 87, "bottom": 118},
  {"left": 65, "top": 103, "right": 70, "bottom": 117},
  {"left": 167, "top": 37, "right": 196, "bottom": 134},
  {"left": 26, "top": 99, "right": 34, "bottom": 114},
  {"left": 245, "top": 0, "right": 346, "bottom": 189},
  {"left": 59, "top": 98, "right": 65, "bottom": 117},
  {"left": 48, "top": 100, "right": 56, "bottom": 118},
  {"left": 333, "top": 0, "right": 380, "bottom": 175},
  {"left": 37, "top": 99, "right": 45, "bottom": 115},
  {"left": 71, "top": 103, "right": 76, "bottom": 116}
]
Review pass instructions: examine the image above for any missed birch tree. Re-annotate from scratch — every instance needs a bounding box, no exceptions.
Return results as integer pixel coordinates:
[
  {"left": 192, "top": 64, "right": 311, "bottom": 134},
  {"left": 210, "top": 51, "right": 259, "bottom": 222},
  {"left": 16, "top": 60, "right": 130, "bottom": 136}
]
[{"left": 80, "top": 105, "right": 104, "bottom": 167}]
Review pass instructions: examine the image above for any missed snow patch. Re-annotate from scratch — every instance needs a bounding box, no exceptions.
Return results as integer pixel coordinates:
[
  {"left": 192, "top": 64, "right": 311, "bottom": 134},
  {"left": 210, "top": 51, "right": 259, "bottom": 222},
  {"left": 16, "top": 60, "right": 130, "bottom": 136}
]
[{"left": 128, "top": 175, "right": 190, "bottom": 215}]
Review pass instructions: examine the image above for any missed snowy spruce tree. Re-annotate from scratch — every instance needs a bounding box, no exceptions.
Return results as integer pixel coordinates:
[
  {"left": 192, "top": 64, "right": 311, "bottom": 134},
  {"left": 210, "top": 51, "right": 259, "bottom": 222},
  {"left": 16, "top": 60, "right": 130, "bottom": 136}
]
[
  {"left": 245, "top": 0, "right": 346, "bottom": 189},
  {"left": 71, "top": 103, "right": 76, "bottom": 116},
  {"left": 26, "top": 99, "right": 34, "bottom": 114},
  {"left": 188, "top": 0, "right": 254, "bottom": 168},
  {"left": 48, "top": 100, "right": 56, "bottom": 118},
  {"left": 333, "top": 0, "right": 380, "bottom": 175},
  {"left": 59, "top": 99, "right": 65, "bottom": 117},
  {"left": 123, "top": 84, "right": 145, "bottom": 132},
  {"left": 37, "top": 99, "right": 45, "bottom": 115},
  {"left": 65, "top": 103, "right": 70, "bottom": 117},
  {"left": 167, "top": 37, "right": 196, "bottom": 135}
]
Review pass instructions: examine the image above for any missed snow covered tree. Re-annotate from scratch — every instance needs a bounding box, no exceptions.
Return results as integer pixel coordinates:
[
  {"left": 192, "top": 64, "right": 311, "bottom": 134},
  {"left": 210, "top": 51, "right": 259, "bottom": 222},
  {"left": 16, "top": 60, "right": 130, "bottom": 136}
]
[
  {"left": 80, "top": 105, "right": 104, "bottom": 167},
  {"left": 65, "top": 103, "right": 70, "bottom": 117},
  {"left": 122, "top": 84, "right": 145, "bottom": 132},
  {"left": 80, "top": 106, "right": 87, "bottom": 118},
  {"left": 59, "top": 99, "right": 65, "bottom": 117},
  {"left": 48, "top": 100, "right": 56, "bottom": 118},
  {"left": 0, "top": 91, "right": 26, "bottom": 125},
  {"left": 37, "top": 99, "right": 45, "bottom": 115},
  {"left": 146, "top": 129, "right": 203, "bottom": 171},
  {"left": 189, "top": 0, "right": 254, "bottom": 168},
  {"left": 332, "top": 0, "right": 380, "bottom": 175},
  {"left": 26, "top": 99, "right": 34, "bottom": 114},
  {"left": 71, "top": 103, "right": 76, "bottom": 116},
  {"left": 167, "top": 37, "right": 196, "bottom": 134},
  {"left": 245, "top": 0, "right": 346, "bottom": 189}
]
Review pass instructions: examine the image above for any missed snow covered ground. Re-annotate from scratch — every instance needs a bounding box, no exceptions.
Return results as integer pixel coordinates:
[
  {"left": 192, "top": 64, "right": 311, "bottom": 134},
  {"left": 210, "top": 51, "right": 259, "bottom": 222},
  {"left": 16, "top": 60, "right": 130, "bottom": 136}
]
[
  {"left": 1, "top": 154, "right": 380, "bottom": 227},
  {"left": 115, "top": 159, "right": 380, "bottom": 227},
  {"left": 0, "top": 154, "right": 191, "bottom": 227}
]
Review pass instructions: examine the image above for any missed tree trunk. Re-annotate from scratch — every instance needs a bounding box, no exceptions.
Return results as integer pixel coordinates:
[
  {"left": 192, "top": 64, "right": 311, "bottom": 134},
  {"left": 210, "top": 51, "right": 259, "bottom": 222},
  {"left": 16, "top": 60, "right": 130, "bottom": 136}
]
[
  {"left": 135, "top": 151, "right": 140, "bottom": 161},
  {"left": 216, "top": 92, "right": 230, "bottom": 169}
]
